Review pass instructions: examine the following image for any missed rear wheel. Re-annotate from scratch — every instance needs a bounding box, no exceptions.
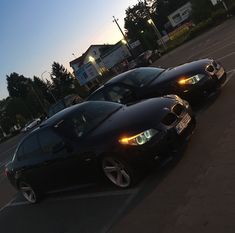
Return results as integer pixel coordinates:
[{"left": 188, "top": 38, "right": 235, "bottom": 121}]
[
  {"left": 102, "top": 156, "right": 136, "bottom": 188},
  {"left": 18, "top": 181, "right": 40, "bottom": 204}
]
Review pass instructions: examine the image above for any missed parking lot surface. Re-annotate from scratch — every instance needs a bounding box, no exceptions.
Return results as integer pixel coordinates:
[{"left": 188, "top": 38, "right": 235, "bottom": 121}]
[{"left": 0, "top": 18, "right": 235, "bottom": 233}]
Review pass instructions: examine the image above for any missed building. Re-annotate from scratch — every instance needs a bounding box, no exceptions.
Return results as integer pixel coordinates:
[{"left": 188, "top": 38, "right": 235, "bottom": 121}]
[
  {"left": 168, "top": 2, "right": 192, "bottom": 28},
  {"left": 69, "top": 41, "right": 132, "bottom": 88}
]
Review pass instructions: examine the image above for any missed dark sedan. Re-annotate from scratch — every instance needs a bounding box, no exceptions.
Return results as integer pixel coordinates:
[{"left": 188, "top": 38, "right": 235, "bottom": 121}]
[
  {"left": 5, "top": 99, "right": 195, "bottom": 203},
  {"left": 87, "top": 59, "right": 226, "bottom": 105}
]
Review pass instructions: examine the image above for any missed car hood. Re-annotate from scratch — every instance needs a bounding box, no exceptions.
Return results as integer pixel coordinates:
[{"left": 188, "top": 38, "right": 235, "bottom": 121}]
[
  {"left": 148, "top": 59, "right": 212, "bottom": 86},
  {"left": 89, "top": 97, "right": 176, "bottom": 139}
]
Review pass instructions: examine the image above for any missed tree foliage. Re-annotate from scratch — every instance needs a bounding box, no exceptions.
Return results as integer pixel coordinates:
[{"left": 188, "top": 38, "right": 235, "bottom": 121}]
[
  {"left": 50, "top": 62, "right": 75, "bottom": 99},
  {"left": 7, "top": 72, "right": 30, "bottom": 98},
  {"left": 124, "top": 0, "right": 190, "bottom": 43}
]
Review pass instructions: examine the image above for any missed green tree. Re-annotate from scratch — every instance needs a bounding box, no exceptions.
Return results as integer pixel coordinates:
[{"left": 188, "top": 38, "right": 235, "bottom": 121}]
[
  {"left": 124, "top": 1, "right": 158, "bottom": 49},
  {"left": 51, "top": 62, "right": 75, "bottom": 99},
  {"left": 191, "top": 0, "right": 214, "bottom": 23},
  {"left": 7, "top": 72, "right": 31, "bottom": 98}
]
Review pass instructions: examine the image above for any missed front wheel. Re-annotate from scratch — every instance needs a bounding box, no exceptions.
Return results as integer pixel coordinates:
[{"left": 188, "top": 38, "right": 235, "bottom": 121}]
[
  {"left": 102, "top": 156, "right": 136, "bottom": 188},
  {"left": 18, "top": 181, "right": 41, "bottom": 204}
]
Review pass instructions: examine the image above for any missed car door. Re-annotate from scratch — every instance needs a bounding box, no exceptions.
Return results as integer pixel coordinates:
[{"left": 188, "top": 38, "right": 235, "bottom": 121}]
[
  {"left": 15, "top": 132, "right": 49, "bottom": 190},
  {"left": 38, "top": 126, "right": 98, "bottom": 190}
]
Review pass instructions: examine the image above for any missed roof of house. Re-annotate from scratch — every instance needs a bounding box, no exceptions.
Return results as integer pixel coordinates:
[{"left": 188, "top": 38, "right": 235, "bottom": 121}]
[{"left": 69, "top": 44, "right": 113, "bottom": 67}]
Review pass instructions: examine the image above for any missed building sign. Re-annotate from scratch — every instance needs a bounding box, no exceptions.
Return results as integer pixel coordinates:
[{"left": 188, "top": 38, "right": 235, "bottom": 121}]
[
  {"left": 168, "top": 2, "right": 192, "bottom": 27},
  {"left": 76, "top": 62, "right": 99, "bottom": 86}
]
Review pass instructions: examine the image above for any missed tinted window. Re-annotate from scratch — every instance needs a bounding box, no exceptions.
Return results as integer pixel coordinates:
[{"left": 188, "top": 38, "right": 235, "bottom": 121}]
[
  {"left": 57, "top": 102, "right": 122, "bottom": 138},
  {"left": 18, "top": 134, "right": 41, "bottom": 160},
  {"left": 38, "top": 129, "right": 63, "bottom": 153},
  {"left": 106, "top": 85, "right": 133, "bottom": 103},
  {"left": 121, "top": 68, "right": 165, "bottom": 87},
  {"left": 88, "top": 89, "right": 106, "bottom": 101}
]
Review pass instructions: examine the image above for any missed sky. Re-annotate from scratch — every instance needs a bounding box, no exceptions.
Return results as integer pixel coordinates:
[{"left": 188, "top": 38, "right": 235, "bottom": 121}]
[{"left": 0, "top": 0, "right": 138, "bottom": 100}]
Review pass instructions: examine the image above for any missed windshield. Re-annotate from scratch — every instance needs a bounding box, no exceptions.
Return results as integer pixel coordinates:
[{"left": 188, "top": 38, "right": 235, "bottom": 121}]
[
  {"left": 121, "top": 67, "right": 165, "bottom": 87},
  {"left": 59, "top": 102, "right": 122, "bottom": 138}
]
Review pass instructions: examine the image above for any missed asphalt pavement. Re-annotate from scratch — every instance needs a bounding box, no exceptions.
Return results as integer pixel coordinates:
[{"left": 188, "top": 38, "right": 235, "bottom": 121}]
[{"left": 0, "top": 18, "right": 235, "bottom": 233}]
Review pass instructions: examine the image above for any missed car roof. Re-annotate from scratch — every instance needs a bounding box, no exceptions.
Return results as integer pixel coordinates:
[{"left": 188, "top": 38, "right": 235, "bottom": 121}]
[{"left": 105, "top": 69, "right": 137, "bottom": 85}]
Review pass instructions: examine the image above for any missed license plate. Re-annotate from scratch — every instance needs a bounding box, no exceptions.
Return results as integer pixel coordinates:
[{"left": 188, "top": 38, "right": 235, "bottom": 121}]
[
  {"left": 175, "top": 113, "right": 191, "bottom": 134},
  {"left": 216, "top": 67, "right": 225, "bottom": 79}
]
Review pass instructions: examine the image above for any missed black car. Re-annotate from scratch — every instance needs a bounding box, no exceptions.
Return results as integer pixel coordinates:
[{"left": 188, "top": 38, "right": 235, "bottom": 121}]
[
  {"left": 87, "top": 59, "right": 226, "bottom": 105},
  {"left": 5, "top": 98, "right": 195, "bottom": 203}
]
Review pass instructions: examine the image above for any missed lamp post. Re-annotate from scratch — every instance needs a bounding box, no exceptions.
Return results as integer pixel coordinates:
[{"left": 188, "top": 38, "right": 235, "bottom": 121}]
[
  {"left": 139, "top": 0, "right": 167, "bottom": 51},
  {"left": 41, "top": 71, "right": 57, "bottom": 103}
]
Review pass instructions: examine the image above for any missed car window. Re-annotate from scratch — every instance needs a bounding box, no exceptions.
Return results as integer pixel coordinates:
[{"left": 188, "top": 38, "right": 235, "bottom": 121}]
[
  {"left": 38, "top": 129, "right": 63, "bottom": 153},
  {"left": 18, "top": 134, "right": 41, "bottom": 161},
  {"left": 106, "top": 85, "right": 134, "bottom": 103},
  {"left": 121, "top": 68, "right": 165, "bottom": 87},
  {"left": 88, "top": 89, "right": 106, "bottom": 101},
  {"left": 56, "top": 102, "right": 122, "bottom": 139}
]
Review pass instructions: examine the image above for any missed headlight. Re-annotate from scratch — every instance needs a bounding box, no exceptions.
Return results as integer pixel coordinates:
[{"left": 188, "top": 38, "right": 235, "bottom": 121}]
[
  {"left": 119, "top": 129, "right": 158, "bottom": 146},
  {"left": 178, "top": 74, "right": 204, "bottom": 85}
]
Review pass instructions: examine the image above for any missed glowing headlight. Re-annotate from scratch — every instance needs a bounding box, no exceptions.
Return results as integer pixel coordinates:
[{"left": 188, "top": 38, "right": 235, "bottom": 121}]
[
  {"left": 178, "top": 74, "right": 204, "bottom": 85},
  {"left": 119, "top": 129, "right": 158, "bottom": 146}
]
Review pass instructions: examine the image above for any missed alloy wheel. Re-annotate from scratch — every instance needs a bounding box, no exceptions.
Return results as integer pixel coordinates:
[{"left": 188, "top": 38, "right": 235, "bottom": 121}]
[
  {"left": 19, "top": 182, "right": 37, "bottom": 203},
  {"left": 102, "top": 157, "right": 131, "bottom": 188}
]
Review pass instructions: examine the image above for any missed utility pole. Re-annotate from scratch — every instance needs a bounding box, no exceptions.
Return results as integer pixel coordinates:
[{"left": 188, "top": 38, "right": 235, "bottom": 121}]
[{"left": 112, "top": 16, "right": 134, "bottom": 58}]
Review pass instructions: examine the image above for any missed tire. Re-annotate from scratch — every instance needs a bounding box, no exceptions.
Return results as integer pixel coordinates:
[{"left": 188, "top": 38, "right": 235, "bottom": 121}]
[
  {"left": 18, "top": 181, "right": 41, "bottom": 204},
  {"left": 101, "top": 156, "right": 137, "bottom": 188}
]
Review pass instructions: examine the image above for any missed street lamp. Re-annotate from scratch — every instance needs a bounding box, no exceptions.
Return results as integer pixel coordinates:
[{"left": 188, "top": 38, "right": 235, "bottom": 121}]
[
  {"left": 41, "top": 71, "right": 57, "bottom": 103},
  {"left": 138, "top": 0, "right": 167, "bottom": 51},
  {"left": 89, "top": 56, "right": 95, "bottom": 63}
]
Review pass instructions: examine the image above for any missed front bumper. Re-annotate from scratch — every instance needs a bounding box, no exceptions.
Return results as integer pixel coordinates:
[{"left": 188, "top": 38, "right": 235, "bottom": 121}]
[
  {"left": 119, "top": 112, "right": 196, "bottom": 167},
  {"left": 179, "top": 72, "right": 227, "bottom": 103}
]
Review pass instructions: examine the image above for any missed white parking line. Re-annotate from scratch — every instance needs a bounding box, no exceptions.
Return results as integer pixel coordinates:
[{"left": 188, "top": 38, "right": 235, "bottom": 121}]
[
  {"left": 222, "top": 69, "right": 235, "bottom": 87},
  {"left": 101, "top": 187, "right": 140, "bottom": 233},
  {"left": 202, "top": 42, "right": 235, "bottom": 58},
  {"left": 218, "top": 51, "right": 235, "bottom": 62},
  {"left": 6, "top": 188, "right": 139, "bottom": 208},
  {"left": 0, "top": 197, "right": 16, "bottom": 213}
]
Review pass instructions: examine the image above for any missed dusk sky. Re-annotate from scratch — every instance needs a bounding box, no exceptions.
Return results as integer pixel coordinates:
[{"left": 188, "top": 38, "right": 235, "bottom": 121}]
[{"left": 0, "top": 0, "right": 138, "bottom": 99}]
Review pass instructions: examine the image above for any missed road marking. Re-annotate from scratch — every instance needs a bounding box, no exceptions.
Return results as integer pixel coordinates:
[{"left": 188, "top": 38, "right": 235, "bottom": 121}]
[
  {"left": 202, "top": 42, "right": 235, "bottom": 58},
  {"left": 7, "top": 188, "right": 138, "bottom": 208},
  {"left": 46, "top": 183, "right": 96, "bottom": 195},
  {"left": 101, "top": 187, "right": 140, "bottom": 233},
  {"left": 0, "top": 197, "right": 16, "bottom": 213},
  {"left": 218, "top": 51, "right": 235, "bottom": 62},
  {"left": 187, "top": 34, "right": 235, "bottom": 60},
  {"left": 222, "top": 69, "right": 235, "bottom": 87}
]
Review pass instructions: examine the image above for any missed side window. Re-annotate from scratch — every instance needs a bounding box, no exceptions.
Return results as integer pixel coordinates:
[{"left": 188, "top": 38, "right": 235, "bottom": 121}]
[
  {"left": 18, "top": 134, "right": 41, "bottom": 161},
  {"left": 106, "top": 85, "right": 133, "bottom": 103},
  {"left": 38, "top": 129, "right": 63, "bottom": 153},
  {"left": 88, "top": 90, "right": 105, "bottom": 101},
  {"left": 16, "top": 145, "right": 24, "bottom": 160}
]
